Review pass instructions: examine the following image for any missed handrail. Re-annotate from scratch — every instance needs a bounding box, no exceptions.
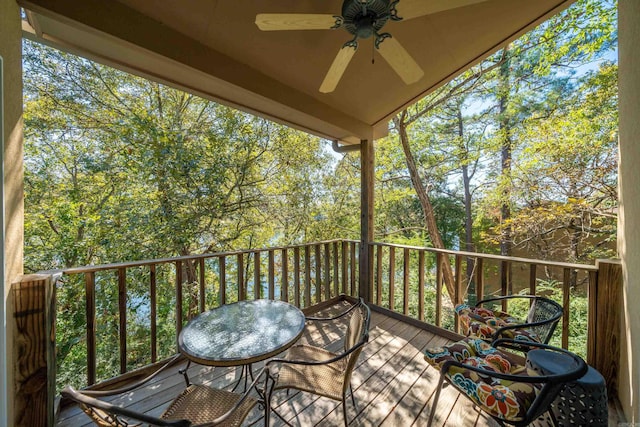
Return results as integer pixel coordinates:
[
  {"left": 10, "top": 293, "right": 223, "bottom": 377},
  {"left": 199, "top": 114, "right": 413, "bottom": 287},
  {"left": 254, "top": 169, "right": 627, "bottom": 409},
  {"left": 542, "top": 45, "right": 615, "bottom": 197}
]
[
  {"left": 53, "top": 238, "right": 614, "bottom": 390},
  {"left": 60, "top": 239, "right": 353, "bottom": 275},
  {"left": 371, "top": 241, "right": 599, "bottom": 271}
]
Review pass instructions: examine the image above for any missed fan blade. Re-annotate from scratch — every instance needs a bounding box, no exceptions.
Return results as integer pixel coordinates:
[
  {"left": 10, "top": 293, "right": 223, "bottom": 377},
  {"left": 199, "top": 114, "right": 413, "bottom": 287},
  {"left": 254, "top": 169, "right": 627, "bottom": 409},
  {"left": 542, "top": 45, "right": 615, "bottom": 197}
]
[
  {"left": 396, "top": 0, "right": 489, "bottom": 21},
  {"left": 377, "top": 37, "right": 424, "bottom": 85},
  {"left": 255, "top": 14, "right": 338, "bottom": 31},
  {"left": 319, "top": 46, "right": 357, "bottom": 93}
]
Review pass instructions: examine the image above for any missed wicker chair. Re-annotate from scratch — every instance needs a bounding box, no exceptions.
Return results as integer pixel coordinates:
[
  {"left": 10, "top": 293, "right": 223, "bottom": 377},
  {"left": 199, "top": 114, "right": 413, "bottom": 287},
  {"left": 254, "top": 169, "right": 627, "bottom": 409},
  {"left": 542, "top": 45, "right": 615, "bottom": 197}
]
[
  {"left": 424, "top": 338, "right": 587, "bottom": 427},
  {"left": 456, "top": 295, "right": 563, "bottom": 345},
  {"left": 61, "top": 355, "right": 260, "bottom": 427},
  {"left": 264, "top": 297, "right": 371, "bottom": 427}
]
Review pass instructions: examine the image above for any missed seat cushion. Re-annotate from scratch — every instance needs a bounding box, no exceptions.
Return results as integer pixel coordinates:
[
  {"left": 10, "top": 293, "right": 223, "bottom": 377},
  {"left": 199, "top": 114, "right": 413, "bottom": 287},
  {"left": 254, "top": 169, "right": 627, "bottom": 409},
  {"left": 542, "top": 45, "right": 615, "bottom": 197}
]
[
  {"left": 424, "top": 338, "right": 542, "bottom": 423},
  {"left": 455, "top": 304, "right": 541, "bottom": 343},
  {"left": 162, "top": 384, "right": 257, "bottom": 427}
]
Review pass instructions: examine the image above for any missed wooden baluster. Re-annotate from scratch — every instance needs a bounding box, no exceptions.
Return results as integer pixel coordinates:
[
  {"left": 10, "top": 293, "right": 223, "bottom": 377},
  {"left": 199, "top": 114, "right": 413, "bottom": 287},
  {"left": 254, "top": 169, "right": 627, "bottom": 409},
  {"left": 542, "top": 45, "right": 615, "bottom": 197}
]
[
  {"left": 315, "top": 244, "right": 321, "bottom": 303},
  {"left": 454, "top": 254, "right": 462, "bottom": 332},
  {"left": 237, "top": 253, "right": 245, "bottom": 301},
  {"left": 501, "top": 260, "right": 511, "bottom": 312},
  {"left": 199, "top": 258, "right": 205, "bottom": 312},
  {"left": 333, "top": 241, "right": 339, "bottom": 297},
  {"left": 341, "top": 241, "right": 348, "bottom": 294},
  {"left": 118, "top": 268, "right": 127, "bottom": 374},
  {"left": 403, "top": 248, "right": 410, "bottom": 315},
  {"left": 476, "top": 257, "right": 484, "bottom": 302},
  {"left": 529, "top": 264, "right": 537, "bottom": 295},
  {"left": 254, "top": 251, "right": 261, "bottom": 300},
  {"left": 388, "top": 246, "right": 395, "bottom": 311},
  {"left": 436, "top": 253, "right": 443, "bottom": 327},
  {"left": 281, "top": 248, "right": 289, "bottom": 302},
  {"left": 304, "top": 245, "right": 311, "bottom": 307},
  {"left": 294, "top": 247, "right": 301, "bottom": 307},
  {"left": 350, "top": 241, "right": 356, "bottom": 296},
  {"left": 419, "top": 250, "right": 425, "bottom": 322},
  {"left": 587, "top": 269, "right": 598, "bottom": 365},
  {"left": 529, "top": 263, "right": 537, "bottom": 311},
  {"left": 562, "top": 267, "right": 571, "bottom": 349},
  {"left": 176, "top": 260, "right": 183, "bottom": 340},
  {"left": 269, "top": 250, "right": 275, "bottom": 300},
  {"left": 219, "top": 256, "right": 226, "bottom": 305},
  {"left": 85, "top": 272, "right": 96, "bottom": 386},
  {"left": 376, "top": 245, "right": 383, "bottom": 306},
  {"left": 150, "top": 264, "right": 157, "bottom": 363},
  {"left": 324, "top": 243, "right": 331, "bottom": 301}
]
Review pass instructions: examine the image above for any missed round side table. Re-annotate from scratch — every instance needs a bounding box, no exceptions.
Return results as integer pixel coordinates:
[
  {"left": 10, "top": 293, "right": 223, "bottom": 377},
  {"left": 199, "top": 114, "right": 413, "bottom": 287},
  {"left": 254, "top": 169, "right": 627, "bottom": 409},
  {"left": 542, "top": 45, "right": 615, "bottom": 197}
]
[{"left": 526, "top": 349, "right": 608, "bottom": 426}]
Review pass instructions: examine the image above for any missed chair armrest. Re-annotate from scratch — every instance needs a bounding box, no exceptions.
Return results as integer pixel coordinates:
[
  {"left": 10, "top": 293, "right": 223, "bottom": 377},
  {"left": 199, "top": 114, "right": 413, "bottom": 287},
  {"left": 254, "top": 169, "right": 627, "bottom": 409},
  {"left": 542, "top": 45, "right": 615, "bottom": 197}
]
[
  {"left": 305, "top": 296, "right": 362, "bottom": 322},
  {"left": 266, "top": 341, "right": 365, "bottom": 368},
  {"left": 61, "top": 386, "right": 189, "bottom": 426},
  {"left": 81, "top": 354, "right": 182, "bottom": 398},
  {"left": 493, "top": 339, "right": 587, "bottom": 382},
  {"left": 440, "top": 340, "right": 586, "bottom": 384}
]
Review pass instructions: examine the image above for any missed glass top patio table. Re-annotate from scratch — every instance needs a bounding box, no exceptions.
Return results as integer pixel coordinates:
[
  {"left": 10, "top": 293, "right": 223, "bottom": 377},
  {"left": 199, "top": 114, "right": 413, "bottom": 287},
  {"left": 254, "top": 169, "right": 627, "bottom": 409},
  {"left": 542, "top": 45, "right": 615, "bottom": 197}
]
[{"left": 178, "top": 299, "right": 306, "bottom": 367}]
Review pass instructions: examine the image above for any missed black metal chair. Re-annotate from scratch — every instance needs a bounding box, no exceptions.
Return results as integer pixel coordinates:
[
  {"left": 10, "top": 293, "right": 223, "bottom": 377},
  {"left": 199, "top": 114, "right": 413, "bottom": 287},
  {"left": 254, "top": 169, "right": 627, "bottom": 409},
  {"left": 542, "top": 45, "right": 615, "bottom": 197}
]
[
  {"left": 456, "top": 295, "right": 563, "bottom": 345},
  {"left": 264, "top": 297, "right": 371, "bottom": 427},
  {"left": 424, "top": 338, "right": 587, "bottom": 427},
  {"left": 61, "top": 355, "right": 262, "bottom": 427}
]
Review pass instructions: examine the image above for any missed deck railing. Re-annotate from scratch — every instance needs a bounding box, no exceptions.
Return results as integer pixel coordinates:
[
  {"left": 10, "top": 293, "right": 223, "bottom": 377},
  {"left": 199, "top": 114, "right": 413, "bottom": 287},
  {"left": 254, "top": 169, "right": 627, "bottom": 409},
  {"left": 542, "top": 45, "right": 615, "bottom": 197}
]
[
  {"left": 370, "top": 242, "right": 599, "bottom": 351},
  {"left": 57, "top": 240, "right": 359, "bottom": 387},
  {"left": 22, "top": 239, "right": 620, "bottom": 396}
]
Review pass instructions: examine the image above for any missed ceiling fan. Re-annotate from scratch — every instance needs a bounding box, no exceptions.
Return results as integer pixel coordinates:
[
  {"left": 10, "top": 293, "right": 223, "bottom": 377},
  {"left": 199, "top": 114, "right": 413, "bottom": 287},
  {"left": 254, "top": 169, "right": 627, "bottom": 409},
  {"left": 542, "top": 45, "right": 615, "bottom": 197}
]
[{"left": 255, "top": 0, "right": 487, "bottom": 93}]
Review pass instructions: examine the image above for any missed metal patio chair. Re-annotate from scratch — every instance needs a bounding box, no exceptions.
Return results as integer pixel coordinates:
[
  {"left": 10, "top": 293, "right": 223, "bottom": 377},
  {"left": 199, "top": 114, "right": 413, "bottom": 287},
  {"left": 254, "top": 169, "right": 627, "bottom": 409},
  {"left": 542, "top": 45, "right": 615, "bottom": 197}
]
[
  {"left": 456, "top": 295, "right": 563, "bottom": 345},
  {"left": 264, "top": 297, "right": 371, "bottom": 427},
  {"left": 61, "top": 355, "right": 261, "bottom": 427},
  {"left": 424, "top": 338, "right": 587, "bottom": 426}
]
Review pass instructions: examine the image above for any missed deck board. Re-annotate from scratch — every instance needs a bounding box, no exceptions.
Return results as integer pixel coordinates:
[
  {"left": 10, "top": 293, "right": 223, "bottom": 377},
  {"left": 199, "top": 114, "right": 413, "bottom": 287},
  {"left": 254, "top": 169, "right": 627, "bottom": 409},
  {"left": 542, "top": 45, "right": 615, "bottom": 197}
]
[{"left": 56, "top": 303, "right": 623, "bottom": 427}]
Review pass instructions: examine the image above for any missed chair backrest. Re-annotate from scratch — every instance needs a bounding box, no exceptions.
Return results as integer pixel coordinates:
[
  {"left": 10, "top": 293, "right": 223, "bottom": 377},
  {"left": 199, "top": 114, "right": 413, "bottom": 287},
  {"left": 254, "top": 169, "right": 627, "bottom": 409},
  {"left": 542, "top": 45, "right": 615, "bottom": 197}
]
[
  {"left": 343, "top": 299, "right": 370, "bottom": 353},
  {"left": 526, "top": 297, "right": 563, "bottom": 344},
  {"left": 340, "top": 299, "right": 371, "bottom": 394}
]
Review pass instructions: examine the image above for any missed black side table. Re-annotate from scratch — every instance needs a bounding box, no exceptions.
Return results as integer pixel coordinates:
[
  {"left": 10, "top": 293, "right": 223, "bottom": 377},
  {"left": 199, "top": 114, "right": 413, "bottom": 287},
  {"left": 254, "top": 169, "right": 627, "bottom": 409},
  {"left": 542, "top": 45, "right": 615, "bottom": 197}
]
[{"left": 526, "top": 349, "right": 608, "bottom": 426}]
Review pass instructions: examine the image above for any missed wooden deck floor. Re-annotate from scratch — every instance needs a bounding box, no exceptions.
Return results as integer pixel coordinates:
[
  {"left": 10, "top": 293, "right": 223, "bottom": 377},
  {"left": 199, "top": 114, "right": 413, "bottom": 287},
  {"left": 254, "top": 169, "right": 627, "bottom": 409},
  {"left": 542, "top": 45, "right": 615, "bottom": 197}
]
[{"left": 56, "top": 302, "right": 624, "bottom": 426}]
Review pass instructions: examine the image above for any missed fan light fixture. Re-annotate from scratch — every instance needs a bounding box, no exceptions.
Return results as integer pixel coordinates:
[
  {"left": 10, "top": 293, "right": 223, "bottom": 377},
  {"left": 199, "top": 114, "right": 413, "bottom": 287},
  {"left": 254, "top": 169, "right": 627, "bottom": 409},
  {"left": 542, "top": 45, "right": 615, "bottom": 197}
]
[{"left": 256, "top": 0, "right": 488, "bottom": 93}]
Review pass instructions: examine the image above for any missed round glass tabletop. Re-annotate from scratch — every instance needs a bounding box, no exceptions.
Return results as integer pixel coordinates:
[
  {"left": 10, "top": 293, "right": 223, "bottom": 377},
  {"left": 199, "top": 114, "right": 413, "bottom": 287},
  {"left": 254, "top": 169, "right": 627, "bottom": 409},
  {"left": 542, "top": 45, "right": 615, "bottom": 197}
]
[{"left": 178, "top": 299, "right": 306, "bottom": 366}]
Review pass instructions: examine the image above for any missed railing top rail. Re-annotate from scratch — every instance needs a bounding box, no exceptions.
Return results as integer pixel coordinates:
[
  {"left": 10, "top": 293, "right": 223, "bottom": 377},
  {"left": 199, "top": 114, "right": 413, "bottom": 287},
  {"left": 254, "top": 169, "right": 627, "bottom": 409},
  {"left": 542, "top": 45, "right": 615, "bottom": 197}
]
[
  {"left": 371, "top": 241, "right": 599, "bottom": 271},
  {"left": 60, "top": 239, "right": 348, "bottom": 275}
]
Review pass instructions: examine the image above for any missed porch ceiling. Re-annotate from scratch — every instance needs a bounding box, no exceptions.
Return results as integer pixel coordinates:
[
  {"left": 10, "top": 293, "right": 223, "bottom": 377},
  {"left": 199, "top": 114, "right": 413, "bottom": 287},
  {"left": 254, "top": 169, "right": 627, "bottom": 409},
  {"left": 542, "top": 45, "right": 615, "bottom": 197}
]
[{"left": 19, "top": 0, "right": 574, "bottom": 144}]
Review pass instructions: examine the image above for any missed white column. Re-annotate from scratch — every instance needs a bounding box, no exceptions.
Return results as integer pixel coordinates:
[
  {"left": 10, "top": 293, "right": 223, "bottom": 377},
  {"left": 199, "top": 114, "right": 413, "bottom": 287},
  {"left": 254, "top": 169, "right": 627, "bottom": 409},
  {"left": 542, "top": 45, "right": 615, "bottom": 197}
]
[
  {"left": 618, "top": 0, "right": 640, "bottom": 422},
  {"left": 0, "top": 0, "right": 25, "bottom": 424}
]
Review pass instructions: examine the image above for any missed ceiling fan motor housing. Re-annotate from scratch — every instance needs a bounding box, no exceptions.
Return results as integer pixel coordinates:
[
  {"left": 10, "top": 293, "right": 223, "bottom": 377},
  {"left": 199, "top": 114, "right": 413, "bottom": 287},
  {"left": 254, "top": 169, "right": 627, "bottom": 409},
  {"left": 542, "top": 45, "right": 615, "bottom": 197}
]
[{"left": 341, "top": 0, "right": 400, "bottom": 39}]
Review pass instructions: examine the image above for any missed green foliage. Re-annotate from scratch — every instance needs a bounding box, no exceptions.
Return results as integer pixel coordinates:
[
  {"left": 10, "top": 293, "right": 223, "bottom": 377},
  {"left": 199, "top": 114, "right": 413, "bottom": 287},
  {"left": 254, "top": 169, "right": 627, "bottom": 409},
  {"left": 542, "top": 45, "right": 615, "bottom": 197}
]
[{"left": 24, "top": 0, "right": 617, "bottom": 391}]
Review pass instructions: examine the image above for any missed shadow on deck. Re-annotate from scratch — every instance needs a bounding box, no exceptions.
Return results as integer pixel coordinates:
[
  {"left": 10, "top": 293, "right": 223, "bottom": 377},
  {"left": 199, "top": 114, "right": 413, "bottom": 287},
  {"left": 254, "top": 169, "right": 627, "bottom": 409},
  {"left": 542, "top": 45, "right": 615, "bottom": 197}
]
[{"left": 55, "top": 301, "right": 624, "bottom": 426}]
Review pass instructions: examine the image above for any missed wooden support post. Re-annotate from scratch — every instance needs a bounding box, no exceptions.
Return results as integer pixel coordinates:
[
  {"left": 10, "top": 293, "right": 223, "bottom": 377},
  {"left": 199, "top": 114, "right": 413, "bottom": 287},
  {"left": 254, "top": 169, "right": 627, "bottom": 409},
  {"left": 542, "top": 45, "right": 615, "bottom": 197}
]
[
  {"left": 11, "top": 274, "right": 56, "bottom": 427},
  {"left": 359, "top": 138, "right": 374, "bottom": 302},
  {"left": 589, "top": 259, "right": 622, "bottom": 397}
]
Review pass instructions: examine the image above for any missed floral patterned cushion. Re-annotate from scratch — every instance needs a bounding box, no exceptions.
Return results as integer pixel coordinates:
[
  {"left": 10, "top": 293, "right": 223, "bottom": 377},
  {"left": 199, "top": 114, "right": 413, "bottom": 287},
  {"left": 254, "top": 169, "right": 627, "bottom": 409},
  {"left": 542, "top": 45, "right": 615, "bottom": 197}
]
[
  {"left": 455, "top": 304, "right": 541, "bottom": 343},
  {"left": 424, "top": 338, "right": 543, "bottom": 423}
]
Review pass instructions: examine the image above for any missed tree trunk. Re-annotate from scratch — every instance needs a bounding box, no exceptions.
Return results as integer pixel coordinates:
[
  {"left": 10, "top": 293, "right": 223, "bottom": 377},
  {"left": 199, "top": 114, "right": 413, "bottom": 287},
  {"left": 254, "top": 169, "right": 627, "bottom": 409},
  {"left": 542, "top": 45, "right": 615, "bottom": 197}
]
[
  {"left": 498, "top": 47, "right": 513, "bottom": 259},
  {"left": 457, "top": 108, "right": 476, "bottom": 297},
  {"left": 394, "top": 116, "right": 457, "bottom": 299}
]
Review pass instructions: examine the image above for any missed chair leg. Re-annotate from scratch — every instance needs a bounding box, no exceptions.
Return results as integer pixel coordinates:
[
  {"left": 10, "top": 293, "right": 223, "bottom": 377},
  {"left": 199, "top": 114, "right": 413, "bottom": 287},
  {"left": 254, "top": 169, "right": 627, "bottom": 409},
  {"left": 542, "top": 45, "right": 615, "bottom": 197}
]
[
  {"left": 342, "top": 395, "right": 349, "bottom": 427},
  {"left": 428, "top": 374, "right": 445, "bottom": 427},
  {"left": 349, "top": 382, "right": 357, "bottom": 410},
  {"left": 264, "top": 371, "right": 275, "bottom": 427}
]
